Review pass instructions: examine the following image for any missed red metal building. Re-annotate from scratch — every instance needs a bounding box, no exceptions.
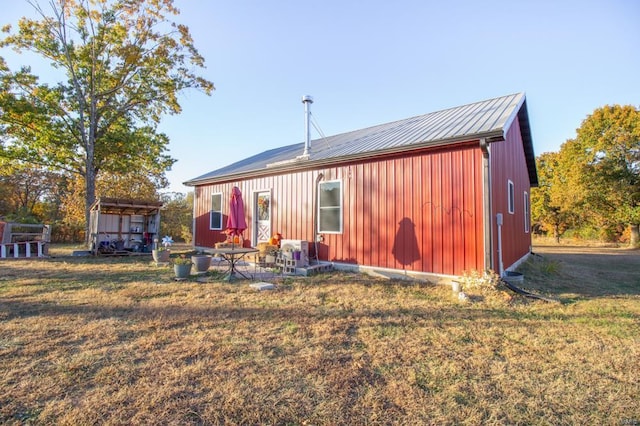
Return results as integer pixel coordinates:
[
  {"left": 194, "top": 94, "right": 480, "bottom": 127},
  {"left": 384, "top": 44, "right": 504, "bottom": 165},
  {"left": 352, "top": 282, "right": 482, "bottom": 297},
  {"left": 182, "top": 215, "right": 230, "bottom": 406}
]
[{"left": 185, "top": 93, "right": 537, "bottom": 279}]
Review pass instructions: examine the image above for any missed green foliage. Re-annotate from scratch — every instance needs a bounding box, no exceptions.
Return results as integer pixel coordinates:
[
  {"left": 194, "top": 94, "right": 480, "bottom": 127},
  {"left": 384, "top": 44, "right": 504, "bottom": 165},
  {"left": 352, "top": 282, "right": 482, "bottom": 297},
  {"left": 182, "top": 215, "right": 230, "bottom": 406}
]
[
  {"left": 172, "top": 255, "right": 192, "bottom": 265},
  {"left": 180, "top": 224, "right": 193, "bottom": 245},
  {"left": 562, "top": 226, "right": 600, "bottom": 241},
  {"left": 49, "top": 220, "right": 85, "bottom": 243},
  {"left": 536, "top": 104, "right": 640, "bottom": 246},
  {"left": 160, "top": 192, "right": 192, "bottom": 243},
  {"left": 0, "top": 0, "right": 213, "bottom": 241},
  {"left": 563, "top": 105, "right": 640, "bottom": 245},
  {"left": 538, "top": 259, "right": 560, "bottom": 275},
  {"left": 97, "top": 171, "right": 160, "bottom": 200},
  {"left": 0, "top": 150, "right": 170, "bottom": 244},
  {"left": 0, "top": 159, "right": 64, "bottom": 223},
  {"left": 531, "top": 152, "right": 579, "bottom": 242}
]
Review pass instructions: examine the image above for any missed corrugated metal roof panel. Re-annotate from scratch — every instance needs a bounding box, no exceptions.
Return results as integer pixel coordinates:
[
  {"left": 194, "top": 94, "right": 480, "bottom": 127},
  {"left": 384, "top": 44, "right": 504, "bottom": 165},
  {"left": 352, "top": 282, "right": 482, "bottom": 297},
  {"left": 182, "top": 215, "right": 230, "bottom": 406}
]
[{"left": 186, "top": 93, "right": 531, "bottom": 185}]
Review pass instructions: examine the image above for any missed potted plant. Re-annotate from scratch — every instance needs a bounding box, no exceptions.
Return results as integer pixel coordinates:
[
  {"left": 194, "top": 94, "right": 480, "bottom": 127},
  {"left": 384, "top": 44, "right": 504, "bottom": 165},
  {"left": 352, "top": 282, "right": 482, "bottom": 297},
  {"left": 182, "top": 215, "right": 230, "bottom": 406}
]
[
  {"left": 191, "top": 252, "right": 212, "bottom": 274},
  {"left": 265, "top": 246, "right": 278, "bottom": 264},
  {"left": 152, "top": 236, "right": 173, "bottom": 263},
  {"left": 173, "top": 255, "right": 192, "bottom": 280}
]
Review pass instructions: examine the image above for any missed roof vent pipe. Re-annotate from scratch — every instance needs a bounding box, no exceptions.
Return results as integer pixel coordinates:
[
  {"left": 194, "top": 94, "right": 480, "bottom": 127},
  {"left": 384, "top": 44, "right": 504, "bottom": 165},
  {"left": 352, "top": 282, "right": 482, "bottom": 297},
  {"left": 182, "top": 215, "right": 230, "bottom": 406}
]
[{"left": 302, "top": 95, "right": 313, "bottom": 157}]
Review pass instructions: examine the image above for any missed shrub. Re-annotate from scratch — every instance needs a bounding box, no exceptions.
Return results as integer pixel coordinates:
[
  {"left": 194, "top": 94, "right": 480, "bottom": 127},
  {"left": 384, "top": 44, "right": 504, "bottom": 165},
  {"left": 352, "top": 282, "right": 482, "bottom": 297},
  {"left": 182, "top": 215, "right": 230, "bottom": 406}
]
[{"left": 459, "top": 269, "right": 503, "bottom": 293}]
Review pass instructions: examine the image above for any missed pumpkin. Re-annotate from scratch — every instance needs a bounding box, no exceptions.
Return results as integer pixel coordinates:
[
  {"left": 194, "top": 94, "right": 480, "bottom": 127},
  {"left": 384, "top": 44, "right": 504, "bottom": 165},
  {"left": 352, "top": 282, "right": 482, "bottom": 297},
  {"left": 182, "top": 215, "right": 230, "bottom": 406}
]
[{"left": 269, "top": 233, "right": 283, "bottom": 246}]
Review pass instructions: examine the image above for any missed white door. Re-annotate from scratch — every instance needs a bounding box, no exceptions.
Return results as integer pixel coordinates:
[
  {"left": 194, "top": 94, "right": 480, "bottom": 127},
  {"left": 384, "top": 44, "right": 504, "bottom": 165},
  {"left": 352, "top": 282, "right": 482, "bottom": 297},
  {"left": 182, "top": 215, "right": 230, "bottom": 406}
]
[{"left": 254, "top": 191, "right": 271, "bottom": 243}]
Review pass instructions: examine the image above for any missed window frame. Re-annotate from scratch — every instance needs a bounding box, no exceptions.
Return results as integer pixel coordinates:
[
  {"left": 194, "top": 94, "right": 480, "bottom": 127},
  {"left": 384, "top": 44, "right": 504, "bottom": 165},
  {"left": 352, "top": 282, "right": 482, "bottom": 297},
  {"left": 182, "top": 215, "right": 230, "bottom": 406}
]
[
  {"left": 209, "top": 192, "right": 223, "bottom": 230},
  {"left": 507, "top": 180, "right": 515, "bottom": 215},
  {"left": 523, "top": 191, "right": 530, "bottom": 233},
  {"left": 317, "top": 179, "right": 343, "bottom": 234}
]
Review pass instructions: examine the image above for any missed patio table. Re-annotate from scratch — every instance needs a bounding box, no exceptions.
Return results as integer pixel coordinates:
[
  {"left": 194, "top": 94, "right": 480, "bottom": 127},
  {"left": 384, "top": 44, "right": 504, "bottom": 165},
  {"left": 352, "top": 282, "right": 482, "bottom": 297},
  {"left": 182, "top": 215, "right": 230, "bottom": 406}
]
[{"left": 211, "top": 247, "right": 259, "bottom": 281}]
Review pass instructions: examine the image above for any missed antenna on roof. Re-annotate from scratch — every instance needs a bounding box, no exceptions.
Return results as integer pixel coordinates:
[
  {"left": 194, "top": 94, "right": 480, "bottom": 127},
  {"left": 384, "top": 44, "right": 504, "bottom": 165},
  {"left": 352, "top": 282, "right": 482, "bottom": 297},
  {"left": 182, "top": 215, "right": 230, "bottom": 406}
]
[{"left": 301, "top": 95, "right": 314, "bottom": 158}]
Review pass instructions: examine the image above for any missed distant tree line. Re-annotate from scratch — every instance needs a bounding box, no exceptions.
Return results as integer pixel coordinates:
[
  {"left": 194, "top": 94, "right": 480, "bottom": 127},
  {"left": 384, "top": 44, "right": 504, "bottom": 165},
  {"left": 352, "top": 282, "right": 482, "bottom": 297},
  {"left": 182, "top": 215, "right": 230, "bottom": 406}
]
[
  {"left": 2, "top": 4, "right": 635, "bottom": 248},
  {"left": 0, "top": 163, "right": 193, "bottom": 243},
  {"left": 0, "top": 0, "right": 212, "bottom": 244},
  {"left": 531, "top": 104, "right": 640, "bottom": 247}
]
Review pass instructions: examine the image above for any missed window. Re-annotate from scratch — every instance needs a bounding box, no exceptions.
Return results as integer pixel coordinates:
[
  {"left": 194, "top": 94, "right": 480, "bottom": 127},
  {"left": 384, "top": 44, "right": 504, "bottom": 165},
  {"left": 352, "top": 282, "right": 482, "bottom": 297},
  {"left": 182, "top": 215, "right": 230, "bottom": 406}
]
[
  {"left": 318, "top": 180, "right": 342, "bottom": 233},
  {"left": 524, "top": 191, "right": 530, "bottom": 233},
  {"left": 507, "top": 180, "right": 515, "bottom": 214},
  {"left": 210, "top": 193, "right": 223, "bottom": 230}
]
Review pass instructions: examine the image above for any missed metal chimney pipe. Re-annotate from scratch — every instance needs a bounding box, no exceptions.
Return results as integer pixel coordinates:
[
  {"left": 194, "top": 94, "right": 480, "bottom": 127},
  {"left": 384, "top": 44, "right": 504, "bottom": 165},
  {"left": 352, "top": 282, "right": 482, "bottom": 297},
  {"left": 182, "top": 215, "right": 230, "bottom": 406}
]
[{"left": 302, "top": 95, "right": 313, "bottom": 157}]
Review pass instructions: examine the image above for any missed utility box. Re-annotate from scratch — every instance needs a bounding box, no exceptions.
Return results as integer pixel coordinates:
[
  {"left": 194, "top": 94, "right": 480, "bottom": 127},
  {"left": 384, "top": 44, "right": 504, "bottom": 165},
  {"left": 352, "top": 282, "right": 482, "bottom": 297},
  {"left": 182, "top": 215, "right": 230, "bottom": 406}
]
[
  {"left": 279, "top": 239, "right": 310, "bottom": 266},
  {"left": 89, "top": 197, "right": 163, "bottom": 255}
]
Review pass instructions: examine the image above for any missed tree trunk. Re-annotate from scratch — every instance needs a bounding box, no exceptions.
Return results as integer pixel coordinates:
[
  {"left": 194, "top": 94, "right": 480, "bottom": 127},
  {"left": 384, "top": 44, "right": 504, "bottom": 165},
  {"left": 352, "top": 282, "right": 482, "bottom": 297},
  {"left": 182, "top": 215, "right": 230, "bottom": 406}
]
[
  {"left": 85, "top": 168, "right": 96, "bottom": 248},
  {"left": 554, "top": 223, "right": 560, "bottom": 244},
  {"left": 630, "top": 224, "right": 640, "bottom": 248}
]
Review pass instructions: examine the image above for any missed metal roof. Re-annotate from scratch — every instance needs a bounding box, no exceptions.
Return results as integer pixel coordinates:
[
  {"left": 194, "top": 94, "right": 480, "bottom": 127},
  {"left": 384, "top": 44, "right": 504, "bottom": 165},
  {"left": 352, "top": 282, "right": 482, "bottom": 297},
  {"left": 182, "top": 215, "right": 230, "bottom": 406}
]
[
  {"left": 185, "top": 92, "right": 537, "bottom": 186},
  {"left": 89, "top": 197, "right": 163, "bottom": 215}
]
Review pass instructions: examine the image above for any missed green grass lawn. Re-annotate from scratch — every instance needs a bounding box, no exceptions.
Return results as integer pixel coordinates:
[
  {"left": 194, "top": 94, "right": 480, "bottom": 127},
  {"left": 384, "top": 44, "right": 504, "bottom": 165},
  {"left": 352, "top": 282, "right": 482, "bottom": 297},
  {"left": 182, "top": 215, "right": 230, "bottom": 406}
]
[{"left": 0, "top": 245, "right": 638, "bottom": 425}]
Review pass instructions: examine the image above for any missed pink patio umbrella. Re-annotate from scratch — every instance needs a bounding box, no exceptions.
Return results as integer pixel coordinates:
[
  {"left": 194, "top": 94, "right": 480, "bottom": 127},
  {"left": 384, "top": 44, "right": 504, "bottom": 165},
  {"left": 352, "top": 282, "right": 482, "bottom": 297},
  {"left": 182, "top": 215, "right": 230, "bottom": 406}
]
[{"left": 226, "top": 186, "right": 247, "bottom": 246}]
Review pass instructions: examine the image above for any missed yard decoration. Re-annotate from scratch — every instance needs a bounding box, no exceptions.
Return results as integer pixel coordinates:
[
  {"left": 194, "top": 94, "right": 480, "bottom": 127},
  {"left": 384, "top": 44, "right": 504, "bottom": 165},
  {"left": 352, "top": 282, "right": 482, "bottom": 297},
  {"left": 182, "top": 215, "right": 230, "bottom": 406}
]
[
  {"left": 269, "top": 232, "right": 282, "bottom": 247},
  {"left": 161, "top": 235, "right": 174, "bottom": 249},
  {"left": 152, "top": 235, "right": 173, "bottom": 263}
]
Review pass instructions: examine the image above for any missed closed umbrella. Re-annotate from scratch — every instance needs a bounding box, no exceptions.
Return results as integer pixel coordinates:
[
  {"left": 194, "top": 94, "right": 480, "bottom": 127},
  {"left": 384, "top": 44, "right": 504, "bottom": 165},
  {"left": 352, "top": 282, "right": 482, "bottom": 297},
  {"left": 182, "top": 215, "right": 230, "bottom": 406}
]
[{"left": 226, "top": 186, "right": 247, "bottom": 246}]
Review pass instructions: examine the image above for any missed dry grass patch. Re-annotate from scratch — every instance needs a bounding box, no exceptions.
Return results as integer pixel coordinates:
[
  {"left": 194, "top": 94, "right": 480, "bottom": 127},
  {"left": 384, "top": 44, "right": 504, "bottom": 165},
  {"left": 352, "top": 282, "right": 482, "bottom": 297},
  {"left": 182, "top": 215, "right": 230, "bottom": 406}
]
[{"left": 0, "top": 247, "right": 639, "bottom": 425}]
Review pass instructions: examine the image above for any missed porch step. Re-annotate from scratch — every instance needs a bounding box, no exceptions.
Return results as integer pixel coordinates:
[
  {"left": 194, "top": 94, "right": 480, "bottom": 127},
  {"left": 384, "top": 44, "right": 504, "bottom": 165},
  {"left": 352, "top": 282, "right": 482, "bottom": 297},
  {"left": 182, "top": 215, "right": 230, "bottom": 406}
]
[{"left": 283, "top": 262, "right": 334, "bottom": 276}]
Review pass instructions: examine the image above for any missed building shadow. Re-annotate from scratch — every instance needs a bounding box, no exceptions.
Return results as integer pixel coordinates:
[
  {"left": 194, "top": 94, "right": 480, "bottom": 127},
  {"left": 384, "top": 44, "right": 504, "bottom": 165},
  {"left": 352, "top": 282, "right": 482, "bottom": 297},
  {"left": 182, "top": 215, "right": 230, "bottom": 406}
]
[{"left": 392, "top": 217, "right": 421, "bottom": 268}]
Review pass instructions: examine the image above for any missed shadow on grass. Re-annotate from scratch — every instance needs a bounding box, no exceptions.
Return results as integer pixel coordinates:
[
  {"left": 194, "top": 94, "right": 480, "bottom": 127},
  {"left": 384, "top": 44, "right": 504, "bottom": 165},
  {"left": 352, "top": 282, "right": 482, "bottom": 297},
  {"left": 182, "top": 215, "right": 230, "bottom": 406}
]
[
  {"left": 3, "top": 245, "right": 638, "bottom": 304},
  {"left": 0, "top": 257, "right": 170, "bottom": 290},
  {"left": 0, "top": 294, "right": 569, "bottom": 327}
]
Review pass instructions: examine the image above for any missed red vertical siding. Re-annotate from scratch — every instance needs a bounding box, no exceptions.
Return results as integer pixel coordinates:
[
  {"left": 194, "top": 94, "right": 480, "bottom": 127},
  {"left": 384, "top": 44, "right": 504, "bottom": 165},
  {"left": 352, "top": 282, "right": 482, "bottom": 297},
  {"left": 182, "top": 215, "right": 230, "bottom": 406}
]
[
  {"left": 362, "top": 163, "right": 371, "bottom": 267},
  {"left": 463, "top": 149, "right": 484, "bottom": 271},
  {"left": 412, "top": 156, "right": 423, "bottom": 274},
  {"left": 431, "top": 154, "right": 443, "bottom": 273},
  {"left": 377, "top": 163, "right": 389, "bottom": 268},
  {"left": 451, "top": 149, "right": 463, "bottom": 274},
  {"left": 193, "top": 143, "right": 486, "bottom": 276},
  {"left": 490, "top": 118, "right": 533, "bottom": 271}
]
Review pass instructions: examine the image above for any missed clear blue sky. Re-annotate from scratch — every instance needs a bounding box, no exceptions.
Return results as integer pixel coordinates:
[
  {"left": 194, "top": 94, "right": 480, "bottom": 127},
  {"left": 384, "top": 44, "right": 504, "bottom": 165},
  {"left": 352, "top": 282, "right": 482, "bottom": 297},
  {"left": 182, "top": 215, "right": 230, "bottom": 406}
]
[{"left": 3, "top": 0, "right": 639, "bottom": 193}]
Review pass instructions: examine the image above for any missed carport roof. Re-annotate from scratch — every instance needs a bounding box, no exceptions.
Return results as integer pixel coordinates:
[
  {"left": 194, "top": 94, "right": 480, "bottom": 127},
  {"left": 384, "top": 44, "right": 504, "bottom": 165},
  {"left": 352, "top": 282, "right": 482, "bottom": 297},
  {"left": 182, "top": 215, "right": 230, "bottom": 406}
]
[{"left": 89, "top": 197, "right": 163, "bottom": 215}]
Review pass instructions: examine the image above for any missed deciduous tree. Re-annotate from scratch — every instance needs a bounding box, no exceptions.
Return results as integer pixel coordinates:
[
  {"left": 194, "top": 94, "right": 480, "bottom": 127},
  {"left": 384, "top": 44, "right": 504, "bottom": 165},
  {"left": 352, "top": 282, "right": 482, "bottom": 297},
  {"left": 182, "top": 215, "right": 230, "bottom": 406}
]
[
  {"left": 0, "top": 0, "right": 213, "bottom": 244},
  {"left": 0, "top": 158, "right": 62, "bottom": 222},
  {"left": 562, "top": 105, "right": 640, "bottom": 246},
  {"left": 531, "top": 152, "right": 578, "bottom": 243},
  {"left": 160, "top": 191, "right": 192, "bottom": 243}
]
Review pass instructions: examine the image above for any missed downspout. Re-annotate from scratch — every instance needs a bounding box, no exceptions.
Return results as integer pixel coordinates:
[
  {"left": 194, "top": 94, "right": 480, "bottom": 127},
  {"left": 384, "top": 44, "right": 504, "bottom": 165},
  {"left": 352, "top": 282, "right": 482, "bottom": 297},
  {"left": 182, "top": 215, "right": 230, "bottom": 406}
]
[
  {"left": 192, "top": 188, "right": 198, "bottom": 248},
  {"left": 480, "top": 138, "right": 492, "bottom": 271},
  {"left": 496, "top": 213, "right": 504, "bottom": 276},
  {"left": 313, "top": 172, "right": 325, "bottom": 263}
]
